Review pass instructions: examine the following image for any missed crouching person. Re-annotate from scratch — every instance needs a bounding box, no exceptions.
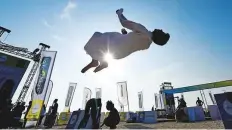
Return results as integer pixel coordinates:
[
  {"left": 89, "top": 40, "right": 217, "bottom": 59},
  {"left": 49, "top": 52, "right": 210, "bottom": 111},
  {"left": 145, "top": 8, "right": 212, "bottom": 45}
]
[{"left": 101, "top": 101, "right": 120, "bottom": 129}]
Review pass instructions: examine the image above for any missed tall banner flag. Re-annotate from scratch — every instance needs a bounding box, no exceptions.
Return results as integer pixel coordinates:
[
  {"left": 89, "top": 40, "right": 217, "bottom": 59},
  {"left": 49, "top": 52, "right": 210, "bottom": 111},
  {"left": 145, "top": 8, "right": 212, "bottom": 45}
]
[
  {"left": 214, "top": 92, "right": 232, "bottom": 129},
  {"left": 117, "top": 81, "right": 129, "bottom": 111},
  {"left": 82, "top": 87, "right": 92, "bottom": 109},
  {"left": 26, "top": 51, "right": 57, "bottom": 120},
  {"left": 64, "top": 83, "right": 77, "bottom": 112},
  {"left": 154, "top": 93, "right": 165, "bottom": 109},
  {"left": 138, "top": 91, "right": 144, "bottom": 111},
  {"left": 159, "top": 94, "right": 165, "bottom": 109},
  {"left": 154, "top": 93, "right": 159, "bottom": 109},
  {"left": 95, "top": 88, "right": 102, "bottom": 99},
  {"left": 44, "top": 80, "right": 53, "bottom": 107}
]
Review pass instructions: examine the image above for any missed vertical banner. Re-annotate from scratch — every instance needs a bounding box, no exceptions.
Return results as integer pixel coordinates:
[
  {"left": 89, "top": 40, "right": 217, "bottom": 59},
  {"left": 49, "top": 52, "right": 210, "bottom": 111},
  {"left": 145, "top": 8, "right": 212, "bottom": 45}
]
[
  {"left": 209, "top": 91, "right": 216, "bottom": 104},
  {"left": 26, "top": 51, "right": 57, "bottom": 120},
  {"left": 154, "top": 94, "right": 165, "bottom": 110},
  {"left": 138, "top": 91, "right": 144, "bottom": 111},
  {"left": 82, "top": 87, "right": 92, "bottom": 109},
  {"left": 214, "top": 92, "right": 232, "bottom": 129},
  {"left": 117, "top": 81, "right": 129, "bottom": 110},
  {"left": 159, "top": 94, "right": 165, "bottom": 109},
  {"left": 44, "top": 80, "right": 53, "bottom": 107},
  {"left": 154, "top": 93, "right": 159, "bottom": 109},
  {"left": 95, "top": 88, "right": 102, "bottom": 99},
  {"left": 64, "top": 83, "right": 77, "bottom": 112}
]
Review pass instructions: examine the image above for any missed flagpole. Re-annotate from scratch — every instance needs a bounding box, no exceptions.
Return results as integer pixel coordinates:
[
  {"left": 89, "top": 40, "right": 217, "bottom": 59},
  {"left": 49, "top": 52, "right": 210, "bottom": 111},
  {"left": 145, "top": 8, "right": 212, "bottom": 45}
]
[{"left": 125, "top": 81, "right": 130, "bottom": 112}]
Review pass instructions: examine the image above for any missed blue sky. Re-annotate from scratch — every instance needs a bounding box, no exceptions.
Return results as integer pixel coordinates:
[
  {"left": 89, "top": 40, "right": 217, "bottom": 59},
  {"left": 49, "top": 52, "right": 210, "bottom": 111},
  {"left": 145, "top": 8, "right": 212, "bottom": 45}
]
[{"left": 1, "top": 0, "right": 232, "bottom": 112}]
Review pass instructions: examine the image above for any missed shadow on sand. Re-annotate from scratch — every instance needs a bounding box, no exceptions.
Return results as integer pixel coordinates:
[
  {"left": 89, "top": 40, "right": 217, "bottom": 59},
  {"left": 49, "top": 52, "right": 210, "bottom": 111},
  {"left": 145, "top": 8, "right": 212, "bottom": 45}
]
[{"left": 124, "top": 124, "right": 152, "bottom": 129}]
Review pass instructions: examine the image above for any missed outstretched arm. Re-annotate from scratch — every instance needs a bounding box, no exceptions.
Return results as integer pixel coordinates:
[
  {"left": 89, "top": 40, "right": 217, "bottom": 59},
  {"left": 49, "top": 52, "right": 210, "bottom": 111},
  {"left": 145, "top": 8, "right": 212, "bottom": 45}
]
[{"left": 116, "top": 9, "right": 149, "bottom": 34}]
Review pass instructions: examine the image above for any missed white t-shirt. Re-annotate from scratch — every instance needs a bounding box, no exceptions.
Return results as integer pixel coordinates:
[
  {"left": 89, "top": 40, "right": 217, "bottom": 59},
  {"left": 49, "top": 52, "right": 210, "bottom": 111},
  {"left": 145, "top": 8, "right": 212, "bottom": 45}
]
[{"left": 84, "top": 15, "right": 153, "bottom": 62}]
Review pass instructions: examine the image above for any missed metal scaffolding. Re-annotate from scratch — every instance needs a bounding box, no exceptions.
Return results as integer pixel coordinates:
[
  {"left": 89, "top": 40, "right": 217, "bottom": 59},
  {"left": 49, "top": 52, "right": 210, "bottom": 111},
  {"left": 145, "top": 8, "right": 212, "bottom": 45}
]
[{"left": 0, "top": 26, "right": 50, "bottom": 103}]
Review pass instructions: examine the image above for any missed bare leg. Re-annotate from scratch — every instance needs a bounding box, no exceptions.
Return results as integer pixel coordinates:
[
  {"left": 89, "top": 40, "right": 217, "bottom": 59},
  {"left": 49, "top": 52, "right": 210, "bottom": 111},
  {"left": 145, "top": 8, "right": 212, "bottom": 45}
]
[
  {"left": 81, "top": 59, "right": 99, "bottom": 73},
  {"left": 93, "top": 61, "right": 108, "bottom": 73}
]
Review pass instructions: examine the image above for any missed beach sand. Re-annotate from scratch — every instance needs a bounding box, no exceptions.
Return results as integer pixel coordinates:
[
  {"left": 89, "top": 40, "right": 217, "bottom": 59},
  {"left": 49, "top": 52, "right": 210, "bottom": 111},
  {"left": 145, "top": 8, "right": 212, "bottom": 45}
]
[{"left": 54, "top": 120, "right": 224, "bottom": 129}]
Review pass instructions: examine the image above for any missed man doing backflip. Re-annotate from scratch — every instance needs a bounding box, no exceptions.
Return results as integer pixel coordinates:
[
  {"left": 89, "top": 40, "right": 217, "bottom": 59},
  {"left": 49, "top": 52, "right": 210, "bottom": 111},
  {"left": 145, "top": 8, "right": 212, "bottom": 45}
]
[{"left": 81, "top": 8, "right": 170, "bottom": 73}]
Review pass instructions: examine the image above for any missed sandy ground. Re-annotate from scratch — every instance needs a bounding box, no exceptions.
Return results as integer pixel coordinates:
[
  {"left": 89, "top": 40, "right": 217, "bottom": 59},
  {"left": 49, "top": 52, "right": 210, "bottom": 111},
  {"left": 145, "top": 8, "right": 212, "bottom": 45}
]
[{"left": 53, "top": 120, "right": 224, "bottom": 129}]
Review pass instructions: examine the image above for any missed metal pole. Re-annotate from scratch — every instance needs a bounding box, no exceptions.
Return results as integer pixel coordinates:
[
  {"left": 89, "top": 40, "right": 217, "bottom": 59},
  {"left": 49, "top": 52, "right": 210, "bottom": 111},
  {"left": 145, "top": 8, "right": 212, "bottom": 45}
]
[
  {"left": 200, "top": 90, "right": 207, "bottom": 110},
  {"left": 125, "top": 81, "right": 130, "bottom": 112},
  {"left": 202, "top": 90, "right": 208, "bottom": 110}
]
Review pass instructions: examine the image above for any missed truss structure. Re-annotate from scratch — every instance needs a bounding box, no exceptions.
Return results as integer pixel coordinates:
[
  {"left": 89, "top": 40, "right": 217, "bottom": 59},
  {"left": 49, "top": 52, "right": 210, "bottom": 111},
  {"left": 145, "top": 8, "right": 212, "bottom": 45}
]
[{"left": 0, "top": 26, "right": 50, "bottom": 103}]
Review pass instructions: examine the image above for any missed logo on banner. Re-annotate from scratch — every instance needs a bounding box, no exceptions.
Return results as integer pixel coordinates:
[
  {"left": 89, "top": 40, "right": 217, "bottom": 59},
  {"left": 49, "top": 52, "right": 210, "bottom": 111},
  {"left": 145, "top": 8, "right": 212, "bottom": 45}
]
[
  {"left": 155, "top": 95, "right": 158, "bottom": 108},
  {"left": 85, "top": 94, "right": 89, "bottom": 104},
  {"left": 121, "top": 85, "right": 123, "bottom": 97},
  {"left": 138, "top": 94, "right": 142, "bottom": 108},
  {"left": 65, "top": 86, "right": 74, "bottom": 107},
  {"left": 223, "top": 100, "right": 232, "bottom": 115},
  {"left": 214, "top": 92, "right": 232, "bottom": 129},
  {"left": 31, "top": 104, "right": 41, "bottom": 114},
  {"left": 35, "top": 57, "right": 51, "bottom": 94},
  {"left": 70, "top": 115, "right": 78, "bottom": 124}
]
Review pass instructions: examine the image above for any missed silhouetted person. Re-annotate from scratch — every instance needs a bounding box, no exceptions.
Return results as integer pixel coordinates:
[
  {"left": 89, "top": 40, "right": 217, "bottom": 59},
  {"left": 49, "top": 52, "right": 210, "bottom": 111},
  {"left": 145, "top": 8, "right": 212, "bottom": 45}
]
[
  {"left": 152, "top": 106, "right": 154, "bottom": 111},
  {"left": 23, "top": 101, "right": 32, "bottom": 128},
  {"left": 178, "top": 98, "right": 187, "bottom": 108},
  {"left": 81, "top": 8, "right": 170, "bottom": 73},
  {"left": 196, "top": 97, "right": 204, "bottom": 106},
  {"left": 175, "top": 98, "right": 187, "bottom": 122},
  {"left": 51, "top": 99, "right": 58, "bottom": 115},
  {"left": 46, "top": 99, "right": 58, "bottom": 128},
  {"left": 78, "top": 98, "right": 102, "bottom": 129},
  {"left": 11, "top": 102, "right": 25, "bottom": 128},
  {"left": 101, "top": 101, "right": 120, "bottom": 129},
  {"left": 0, "top": 79, "right": 15, "bottom": 129}
]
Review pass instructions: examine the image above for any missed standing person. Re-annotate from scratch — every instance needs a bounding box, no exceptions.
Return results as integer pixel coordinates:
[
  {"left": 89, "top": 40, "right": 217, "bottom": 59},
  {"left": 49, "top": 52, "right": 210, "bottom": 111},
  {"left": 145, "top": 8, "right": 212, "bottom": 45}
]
[
  {"left": 11, "top": 102, "right": 25, "bottom": 128},
  {"left": 23, "top": 101, "right": 32, "bottom": 128},
  {"left": 151, "top": 106, "right": 154, "bottom": 111},
  {"left": 51, "top": 99, "right": 58, "bottom": 116},
  {"left": 46, "top": 99, "right": 58, "bottom": 128},
  {"left": 81, "top": 8, "right": 170, "bottom": 73},
  {"left": 196, "top": 97, "right": 204, "bottom": 106},
  {"left": 101, "top": 101, "right": 120, "bottom": 129},
  {"left": 175, "top": 98, "right": 188, "bottom": 122},
  {"left": 0, "top": 79, "right": 15, "bottom": 129},
  {"left": 78, "top": 98, "right": 102, "bottom": 129}
]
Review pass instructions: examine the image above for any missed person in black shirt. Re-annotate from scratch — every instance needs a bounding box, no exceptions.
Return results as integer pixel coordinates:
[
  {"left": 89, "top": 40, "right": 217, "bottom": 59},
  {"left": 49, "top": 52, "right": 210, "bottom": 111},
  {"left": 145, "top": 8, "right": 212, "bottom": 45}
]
[
  {"left": 175, "top": 98, "right": 188, "bottom": 122},
  {"left": 0, "top": 79, "right": 14, "bottom": 129},
  {"left": 46, "top": 99, "right": 58, "bottom": 128},
  {"left": 51, "top": 99, "right": 58, "bottom": 115},
  {"left": 178, "top": 98, "right": 187, "bottom": 108},
  {"left": 11, "top": 102, "right": 25, "bottom": 128},
  {"left": 78, "top": 98, "right": 102, "bottom": 129},
  {"left": 101, "top": 101, "right": 120, "bottom": 129},
  {"left": 196, "top": 97, "right": 204, "bottom": 106}
]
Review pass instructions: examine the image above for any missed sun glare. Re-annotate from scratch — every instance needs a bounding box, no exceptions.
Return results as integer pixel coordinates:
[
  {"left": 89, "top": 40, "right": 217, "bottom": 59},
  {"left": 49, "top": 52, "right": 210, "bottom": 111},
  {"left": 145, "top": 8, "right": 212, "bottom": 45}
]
[
  {"left": 95, "top": 52, "right": 125, "bottom": 81},
  {"left": 104, "top": 52, "right": 114, "bottom": 63}
]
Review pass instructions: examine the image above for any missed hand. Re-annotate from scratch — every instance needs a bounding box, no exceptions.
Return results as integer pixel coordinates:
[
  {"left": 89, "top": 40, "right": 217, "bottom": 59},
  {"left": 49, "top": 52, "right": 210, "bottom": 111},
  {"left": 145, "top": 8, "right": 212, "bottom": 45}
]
[
  {"left": 116, "top": 8, "right": 123, "bottom": 14},
  {"left": 121, "top": 28, "right": 127, "bottom": 34}
]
